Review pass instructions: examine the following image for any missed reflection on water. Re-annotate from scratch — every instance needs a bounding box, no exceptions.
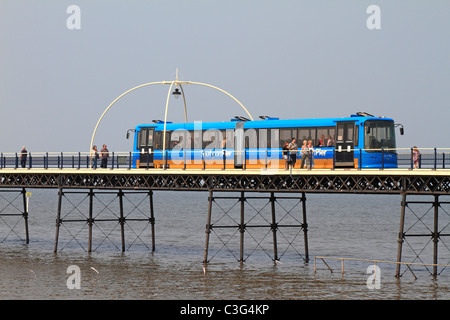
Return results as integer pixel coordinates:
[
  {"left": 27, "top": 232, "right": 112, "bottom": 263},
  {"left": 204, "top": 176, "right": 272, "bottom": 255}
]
[{"left": 0, "top": 189, "right": 449, "bottom": 300}]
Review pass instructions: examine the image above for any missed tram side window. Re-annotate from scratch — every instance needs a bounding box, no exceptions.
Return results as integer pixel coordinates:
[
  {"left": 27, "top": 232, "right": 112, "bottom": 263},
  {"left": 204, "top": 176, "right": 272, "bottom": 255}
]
[
  {"left": 327, "top": 128, "right": 336, "bottom": 147},
  {"left": 222, "top": 129, "right": 234, "bottom": 149},
  {"left": 298, "top": 129, "right": 310, "bottom": 144},
  {"left": 280, "top": 128, "right": 293, "bottom": 147},
  {"left": 317, "top": 128, "right": 327, "bottom": 147},
  {"left": 299, "top": 128, "right": 316, "bottom": 146},
  {"left": 258, "top": 129, "right": 268, "bottom": 149},
  {"left": 193, "top": 130, "right": 202, "bottom": 149},
  {"left": 244, "top": 129, "right": 258, "bottom": 149},
  {"left": 203, "top": 129, "right": 223, "bottom": 149},
  {"left": 154, "top": 131, "right": 170, "bottom": 150},
  {"left": 170, "top": 130, "right": 190, "bottom": 149},
  {"left": 270, "top": 129, "right": 279, "bottom": 149},
  {"left": 154, "top": 131, "right": 160, "bottom": 149},
  {"left": 316, "top": 127, "right": 336, "bottom": 147}
]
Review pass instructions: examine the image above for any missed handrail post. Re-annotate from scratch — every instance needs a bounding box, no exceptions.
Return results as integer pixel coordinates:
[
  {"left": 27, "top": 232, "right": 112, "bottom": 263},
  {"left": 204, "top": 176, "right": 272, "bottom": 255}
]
[
  {"left": 332, "top": 148, "right": 335, "bottom": 170},
  {"left": 434, "top": 148, "right": 437, "bottom": 170},
  {"left": 309, "top": 149, "right": 312, "bottom": 171},
  {"left": 202, "top": 150, "right": 205, "bottom": 170},
  {"left": 359, "top": 149, "right": 362, "bottom": 170},
  {"left": 165, "top": 151, "right": 168, "bottom": 170},
  {"left": 128, "top": 152, "right": 132, "bottom": 170},
  {"left": 222, "top": 149, "right": 226, "bottom": 170},
  {"left": 265, "top": 149, "right": 268, "bottom": 170},
  {"left": 410, "top": 147, "right": 414, "bottom": 170},
  {"left": 111, "top": 152, "right": 115, "bottom": 170}
]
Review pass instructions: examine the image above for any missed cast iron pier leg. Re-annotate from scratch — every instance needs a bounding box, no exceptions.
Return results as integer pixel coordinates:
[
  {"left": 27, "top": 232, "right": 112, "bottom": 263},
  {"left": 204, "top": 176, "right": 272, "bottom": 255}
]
[
  {"left": 396, "top": 193, "right": 407, "bottom": 278},
  {"left": 21, "top": 188, "right": 29, "bottom": 244},
  {"left": 301, "top": 192, "right": 309, "bottom": 262},
  {"left": 270, "top": 192, "right": 278, "bottom": 262},
  {"left": 54, "top": 187, "right": 63, "bottom": 253},
  {"left": 433, "top": 195, "right": 439, "bottom": 278},
  {"left": 203, "top": 190, "right": 213, "bottom": 264},
  {"left": 88, "top": 189, "right": 94, "bottom": 253},
  {"left": 118, "top": 190, "right": 125, "bottom": 252},
  {"left": 239, "top": 191, "right": 245, "bottom": 263},
  {"left": 149, "top": 190, "right": 156, "bottom": 252}
]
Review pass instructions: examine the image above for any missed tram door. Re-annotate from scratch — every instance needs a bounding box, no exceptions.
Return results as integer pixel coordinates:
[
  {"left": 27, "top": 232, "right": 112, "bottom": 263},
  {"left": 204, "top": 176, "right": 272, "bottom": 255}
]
[
  {"left": 139, "top": 128, "right": 154, "bottom": 168},
  {"left": 335, "top": 121, "right": 355, "bottom": 167}
]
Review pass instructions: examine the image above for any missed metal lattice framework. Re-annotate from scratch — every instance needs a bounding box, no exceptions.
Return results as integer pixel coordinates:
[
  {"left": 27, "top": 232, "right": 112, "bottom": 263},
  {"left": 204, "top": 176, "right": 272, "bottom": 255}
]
[
  {"left": 2, "top": 169, "right": 450, "bottom": 271},
  {"left": 1, "top": 170, "right": 450, "bottom": 194}
]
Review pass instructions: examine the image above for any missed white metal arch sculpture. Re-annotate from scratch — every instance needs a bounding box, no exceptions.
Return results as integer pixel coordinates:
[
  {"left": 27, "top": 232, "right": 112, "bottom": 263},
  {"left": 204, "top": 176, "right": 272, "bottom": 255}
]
[{"left": 89, "top": 71, "right": 253, "bottom": 167}]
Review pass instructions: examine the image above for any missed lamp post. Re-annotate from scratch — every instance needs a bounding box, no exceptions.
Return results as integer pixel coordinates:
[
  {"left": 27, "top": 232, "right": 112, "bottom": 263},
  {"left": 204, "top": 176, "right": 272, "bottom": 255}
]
[{"left": 89, "top": 69, "right": 253, "bottom": 168}]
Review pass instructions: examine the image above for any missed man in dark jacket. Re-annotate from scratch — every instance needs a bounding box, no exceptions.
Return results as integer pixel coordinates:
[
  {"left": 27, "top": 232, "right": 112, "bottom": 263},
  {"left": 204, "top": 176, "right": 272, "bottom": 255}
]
[
  {"left": 100, "top": 144, "right": 109, "bottom": 168},
  {"left": 20, "top": 146, "right": 27, "bottom": 168}
]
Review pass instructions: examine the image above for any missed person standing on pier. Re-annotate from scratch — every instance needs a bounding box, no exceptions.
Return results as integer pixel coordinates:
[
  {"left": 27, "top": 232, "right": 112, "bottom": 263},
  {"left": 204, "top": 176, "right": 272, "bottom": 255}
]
[
  {"left": 100, "top": 144, "right": 109, "bottom": 168},
  {"left": 20, "top": 146, "right": 27, "bottom": 168},
  {"left": 413, "top": 146, "right": 421, "bottom": 169},
  {"left": 288, "top": 138, "right": 298, "bottom": 169},
  {"left": 282, "top": 141, "right": 290, "bottom": 170},
  {"left": 306, "top": 140, "right": 314, "bottom": 169},
  {"left": 300, "top": 140, "right": 308, "bottom": 169},
  {"left": 90, "top": 145, "right": 99, "bottom": 169}
]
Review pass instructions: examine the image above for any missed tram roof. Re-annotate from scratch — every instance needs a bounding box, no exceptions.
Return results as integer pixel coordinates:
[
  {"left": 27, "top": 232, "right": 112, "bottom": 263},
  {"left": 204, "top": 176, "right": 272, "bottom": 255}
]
[{"left": 136, "top": 114, "right": 394, "bottom": 131}]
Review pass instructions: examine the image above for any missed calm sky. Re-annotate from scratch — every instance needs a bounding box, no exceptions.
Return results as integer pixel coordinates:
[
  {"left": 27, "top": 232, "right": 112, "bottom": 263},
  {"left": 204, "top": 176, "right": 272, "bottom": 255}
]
[{"left": 1, "top": 0, "right": 449, "bottom": 153}]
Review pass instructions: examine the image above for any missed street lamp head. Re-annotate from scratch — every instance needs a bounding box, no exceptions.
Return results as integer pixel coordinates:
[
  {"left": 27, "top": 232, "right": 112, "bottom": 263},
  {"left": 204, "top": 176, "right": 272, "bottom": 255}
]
[{"left": 172, "top": 87, "right": 181, "bottom": 99}]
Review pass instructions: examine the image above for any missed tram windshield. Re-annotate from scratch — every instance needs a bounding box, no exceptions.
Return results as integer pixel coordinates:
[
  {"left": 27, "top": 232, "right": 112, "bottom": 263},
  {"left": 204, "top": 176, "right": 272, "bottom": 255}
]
[{"left": 364, "top": 120, "right": 396, "bottom": 151}]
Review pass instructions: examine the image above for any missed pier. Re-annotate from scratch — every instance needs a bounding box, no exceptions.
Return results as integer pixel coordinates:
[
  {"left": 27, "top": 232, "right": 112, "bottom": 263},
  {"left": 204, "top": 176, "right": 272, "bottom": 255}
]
[{"left": 1, "top": 161, "right": 450, "bottom": 278}]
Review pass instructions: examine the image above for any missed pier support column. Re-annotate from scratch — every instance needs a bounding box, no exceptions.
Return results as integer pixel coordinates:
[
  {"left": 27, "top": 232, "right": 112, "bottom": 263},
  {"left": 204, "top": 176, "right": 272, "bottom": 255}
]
[
  {"left": 88, "top": 189, "right": 94, "bottom": 253},
  {"left": 21, "top": 188, "right": 30, "bottom": 244},
  {"left": 149, "top": 190, "right": 156, "bottom": 252},
  {"left": 433, "top": 195, "right": 439, "bottom": 278},
  {"left": 203, "top": 190, "right": 213, "bottom": 264},
  {"left": 118, "top": 189, "right": 125, "bottom": 252},
  {"left": 301, "top": 192, "right": 309, "bottom": 263},
  {"left": 396, "top": 193, "right": 407, "bottom": 278},
  {"left": 54, "top": 187, "right": 63, "bottom": 253},
  {"left": 270, "top": 192, "right": 278, "bottom": 262},
  {"left": 239, "top": 191, "right": 245, "bottom": 263}
]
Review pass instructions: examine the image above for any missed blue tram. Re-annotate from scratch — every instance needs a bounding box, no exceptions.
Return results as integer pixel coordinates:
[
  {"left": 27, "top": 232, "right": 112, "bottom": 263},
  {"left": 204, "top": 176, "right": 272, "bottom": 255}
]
[{"left": 130, "top": 112, "right": 402, "bottom": 169}]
